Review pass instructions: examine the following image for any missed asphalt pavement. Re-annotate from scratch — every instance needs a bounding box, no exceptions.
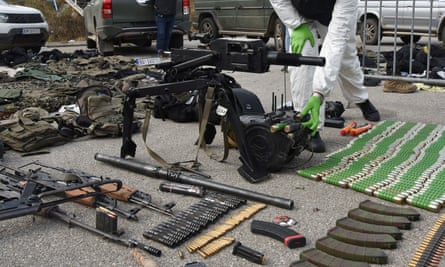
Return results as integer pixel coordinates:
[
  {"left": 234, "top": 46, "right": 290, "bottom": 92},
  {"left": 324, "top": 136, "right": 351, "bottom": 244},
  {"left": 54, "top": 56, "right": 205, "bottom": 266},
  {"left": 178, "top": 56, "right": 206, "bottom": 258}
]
[{"left": 1, "top": 40, "right": 445, "bottom": 267}]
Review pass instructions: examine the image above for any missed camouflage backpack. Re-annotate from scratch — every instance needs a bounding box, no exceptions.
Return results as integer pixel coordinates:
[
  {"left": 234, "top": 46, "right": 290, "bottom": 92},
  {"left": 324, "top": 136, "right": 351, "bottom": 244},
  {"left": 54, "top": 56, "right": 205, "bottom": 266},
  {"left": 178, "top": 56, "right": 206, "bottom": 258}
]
[
  {"left": 73, "top": 85, "right": 140, "bottom": 137},
  {"left": 0, "top": 107, "right": 69, "bottom": 152}
]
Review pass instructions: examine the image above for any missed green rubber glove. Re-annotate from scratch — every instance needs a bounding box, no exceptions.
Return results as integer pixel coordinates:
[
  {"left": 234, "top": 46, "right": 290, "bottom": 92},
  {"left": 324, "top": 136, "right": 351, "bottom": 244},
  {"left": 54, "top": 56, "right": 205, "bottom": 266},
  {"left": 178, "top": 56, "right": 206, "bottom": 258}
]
[
  {"left": 291, "top": 23, "right": 315, "bottom": 54},
  {"left": 300, "top": 95, "right": 321, "bottom": 136}
]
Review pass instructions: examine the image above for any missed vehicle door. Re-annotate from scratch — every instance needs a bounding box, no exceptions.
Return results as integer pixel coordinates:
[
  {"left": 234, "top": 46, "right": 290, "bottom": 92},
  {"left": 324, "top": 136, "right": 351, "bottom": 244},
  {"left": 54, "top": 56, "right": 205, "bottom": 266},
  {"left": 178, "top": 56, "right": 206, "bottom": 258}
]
[
  {"left": 235, "top": 0, "right": 266, "bottom": 32},
  {"left": 399, "top": 0, "right": 440, "bottom": 33},
  {"left": 360, "top": 0, "right": 403, "bottom": 31},
  {"left": 196, "top": 0, "right": 237, "bottom": 31}
]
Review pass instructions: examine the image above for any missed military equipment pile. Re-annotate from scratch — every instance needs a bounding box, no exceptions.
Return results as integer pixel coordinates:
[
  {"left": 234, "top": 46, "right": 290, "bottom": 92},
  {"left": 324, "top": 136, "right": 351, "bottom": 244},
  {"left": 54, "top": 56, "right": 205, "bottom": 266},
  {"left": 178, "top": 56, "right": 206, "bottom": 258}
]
[
  {"left": 0, "top": 49, "right": 160, "bottom": 154},
  {"left": 1, "top": 46, "right": 445, "bottom": 267}
]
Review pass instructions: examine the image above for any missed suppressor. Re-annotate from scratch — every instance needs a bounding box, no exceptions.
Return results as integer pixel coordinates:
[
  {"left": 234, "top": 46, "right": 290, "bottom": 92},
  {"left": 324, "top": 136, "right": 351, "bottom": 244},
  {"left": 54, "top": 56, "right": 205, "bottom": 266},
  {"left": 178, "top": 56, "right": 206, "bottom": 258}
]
[{"left": 94, "top": 153, "right": 294, "bottom": 210}]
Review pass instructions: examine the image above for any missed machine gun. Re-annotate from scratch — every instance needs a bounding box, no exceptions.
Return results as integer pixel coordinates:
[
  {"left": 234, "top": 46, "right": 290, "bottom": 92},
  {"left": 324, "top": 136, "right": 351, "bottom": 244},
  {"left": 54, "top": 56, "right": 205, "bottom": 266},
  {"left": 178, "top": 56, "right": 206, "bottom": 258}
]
[
  {"left": 0, "top": 168, "right": 122, "bottom": 221},
  {"left": 121, "top": 37, "right": 325, "bottom": 183},
  {"left": 0, "top": 164, "right": 138, "bottom": 220}
]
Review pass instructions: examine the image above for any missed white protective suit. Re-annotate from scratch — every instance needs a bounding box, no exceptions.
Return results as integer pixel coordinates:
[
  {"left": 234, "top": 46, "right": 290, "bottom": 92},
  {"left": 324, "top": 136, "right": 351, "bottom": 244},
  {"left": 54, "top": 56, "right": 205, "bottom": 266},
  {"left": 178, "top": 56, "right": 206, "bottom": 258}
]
[{"left": 270, "top": 0, "right": 368, "bottom": 130}]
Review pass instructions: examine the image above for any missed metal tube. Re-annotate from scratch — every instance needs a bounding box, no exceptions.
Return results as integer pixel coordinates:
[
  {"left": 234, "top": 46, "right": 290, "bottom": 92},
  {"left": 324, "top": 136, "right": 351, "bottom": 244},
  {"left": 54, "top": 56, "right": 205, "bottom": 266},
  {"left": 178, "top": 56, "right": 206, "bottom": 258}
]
[
  {"left": 45, "top": 206, "right": 162, "bottom": 257},
  {"left": 94, "top": 153, "right": 294, "bottom": 210}
]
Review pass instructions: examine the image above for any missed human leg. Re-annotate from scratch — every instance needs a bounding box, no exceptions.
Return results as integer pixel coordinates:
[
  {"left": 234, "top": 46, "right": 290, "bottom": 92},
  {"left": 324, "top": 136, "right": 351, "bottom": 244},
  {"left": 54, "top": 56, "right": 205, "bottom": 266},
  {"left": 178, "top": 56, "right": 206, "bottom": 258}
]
[
  {"left": 164, "top": 15, "right": 175, "bottom": 50},
  {"left": 336, "top": 26, "right": 380, "bottom": 121},
  {"left": 156, "top": 15, "right": 168, "bottom": 52}
]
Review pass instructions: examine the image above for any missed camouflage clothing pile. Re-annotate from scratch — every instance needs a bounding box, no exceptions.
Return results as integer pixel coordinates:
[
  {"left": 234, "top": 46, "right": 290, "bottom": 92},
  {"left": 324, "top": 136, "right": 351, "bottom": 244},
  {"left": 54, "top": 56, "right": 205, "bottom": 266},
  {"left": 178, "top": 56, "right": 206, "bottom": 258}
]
[{"left": 0, "top": 49, "right": 162, "bottom": 153}]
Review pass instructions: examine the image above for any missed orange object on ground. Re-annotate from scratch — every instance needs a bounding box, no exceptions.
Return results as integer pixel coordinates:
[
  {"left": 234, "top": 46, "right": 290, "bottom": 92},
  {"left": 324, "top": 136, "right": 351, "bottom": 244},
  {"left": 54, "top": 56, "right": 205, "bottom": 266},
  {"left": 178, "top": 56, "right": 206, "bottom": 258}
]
[
  {"left": 340, "top": 121, "right": 357, "bottom": 136},
  {"left": 350, "top": 123, "right": 373, "bottom": 136}
]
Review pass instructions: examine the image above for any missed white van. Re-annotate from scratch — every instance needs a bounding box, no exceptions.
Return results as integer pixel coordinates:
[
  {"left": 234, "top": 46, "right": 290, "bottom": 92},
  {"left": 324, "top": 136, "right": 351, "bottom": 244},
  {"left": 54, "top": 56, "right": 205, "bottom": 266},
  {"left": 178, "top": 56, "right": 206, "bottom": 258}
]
[{"left": 357, "top": 0, "right": 445, "bottom": 45}]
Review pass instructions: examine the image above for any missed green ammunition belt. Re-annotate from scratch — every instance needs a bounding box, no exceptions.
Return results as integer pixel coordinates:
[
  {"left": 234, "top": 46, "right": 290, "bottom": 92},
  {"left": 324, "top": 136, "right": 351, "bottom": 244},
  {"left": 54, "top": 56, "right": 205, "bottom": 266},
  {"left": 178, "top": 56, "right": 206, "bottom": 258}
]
[{"left": 298, "top": 120, "right": 445, "bottom": 212}]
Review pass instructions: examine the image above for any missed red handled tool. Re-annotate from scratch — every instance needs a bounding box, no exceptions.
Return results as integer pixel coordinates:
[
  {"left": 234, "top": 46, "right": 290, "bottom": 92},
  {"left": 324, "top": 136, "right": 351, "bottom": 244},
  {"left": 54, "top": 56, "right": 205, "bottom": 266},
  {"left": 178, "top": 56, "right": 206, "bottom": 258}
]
[
  {"left": 350, "top": 123, "right": 373, "bottom": 136},
  {"left": 340, "top": 121, "right": 357, "bottom": 136}
]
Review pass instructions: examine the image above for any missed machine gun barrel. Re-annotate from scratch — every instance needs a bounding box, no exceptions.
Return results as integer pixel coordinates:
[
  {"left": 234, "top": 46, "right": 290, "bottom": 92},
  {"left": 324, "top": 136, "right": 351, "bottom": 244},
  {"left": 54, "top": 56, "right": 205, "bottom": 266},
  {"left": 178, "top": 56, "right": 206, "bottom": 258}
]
[
  {"left": 94, "top": 153, "right": 294, "bottom": 210},
  {"left": 171, "top": 52, "right": 216, "bottom": 73},
  {"left": 267, "top": 51, "right": 325, "bottom": 67}
]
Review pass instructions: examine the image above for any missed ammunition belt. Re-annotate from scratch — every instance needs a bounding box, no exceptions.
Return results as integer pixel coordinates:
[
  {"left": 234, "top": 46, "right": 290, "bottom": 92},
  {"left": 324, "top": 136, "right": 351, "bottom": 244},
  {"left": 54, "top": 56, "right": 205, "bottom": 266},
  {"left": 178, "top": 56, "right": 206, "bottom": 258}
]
[
  {"left": 408, "top": 213, "right": 445, "bottom": 267},
  {"left": 143, "top": 192, "right": 246, "bottom": 248},
  {"left": 298, "top": 120, "right": 445, "bottom": 212}
]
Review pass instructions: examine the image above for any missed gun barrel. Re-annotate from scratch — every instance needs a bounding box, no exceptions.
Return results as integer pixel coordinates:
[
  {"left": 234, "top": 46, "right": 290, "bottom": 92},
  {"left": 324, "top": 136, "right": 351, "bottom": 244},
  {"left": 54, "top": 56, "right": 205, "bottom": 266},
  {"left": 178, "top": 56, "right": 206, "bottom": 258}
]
[
  {"left": 94, "top": 153, "right": 294, "bottom": 210},
  {"left": 45, "top": 206, "right": 162, "bottom": 257},
  {"left": 267, "top": 51, "right": 325, "bottom": 67}
]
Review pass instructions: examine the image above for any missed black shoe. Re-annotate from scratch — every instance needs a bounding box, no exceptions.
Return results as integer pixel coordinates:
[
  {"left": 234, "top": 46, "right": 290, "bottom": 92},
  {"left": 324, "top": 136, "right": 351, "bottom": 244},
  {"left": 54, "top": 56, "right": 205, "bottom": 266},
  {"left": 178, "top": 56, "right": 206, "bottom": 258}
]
[
  {"left": 307, "top": 132, "right": 326, "bottom": 153},
  {"left": 356, "top": 99, "right": 381, "bottom": 122}
]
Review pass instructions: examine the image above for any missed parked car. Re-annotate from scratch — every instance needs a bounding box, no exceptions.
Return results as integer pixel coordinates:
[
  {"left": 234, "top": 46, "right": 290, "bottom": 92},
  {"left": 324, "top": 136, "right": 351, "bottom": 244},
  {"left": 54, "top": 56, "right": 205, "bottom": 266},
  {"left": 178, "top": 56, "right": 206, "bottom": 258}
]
[
  {"left": 83, "top": 0, "right": 191, "bottom": 56},
  {"left": 191, "top": 0, "right": 286, "bottom": 51},
  {"left": 0, "top": 0, "right": 49, "bottom": 53},
  {"left": 357, "top": 0, "right": 445, "bottom": 45}
]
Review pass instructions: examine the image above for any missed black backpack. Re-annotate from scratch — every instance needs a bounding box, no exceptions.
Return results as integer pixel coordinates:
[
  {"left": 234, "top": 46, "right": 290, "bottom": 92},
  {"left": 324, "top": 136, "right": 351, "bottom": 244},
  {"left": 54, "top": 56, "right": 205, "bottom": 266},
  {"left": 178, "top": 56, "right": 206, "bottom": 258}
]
[{"left": 152, "top": 90, "right": 200, "bottom": 123}]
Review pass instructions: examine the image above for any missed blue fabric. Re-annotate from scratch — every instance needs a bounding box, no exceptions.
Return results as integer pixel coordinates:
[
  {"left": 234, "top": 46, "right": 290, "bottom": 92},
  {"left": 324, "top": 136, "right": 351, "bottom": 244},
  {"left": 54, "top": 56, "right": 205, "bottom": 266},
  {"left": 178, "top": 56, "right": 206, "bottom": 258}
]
[{"left": 156, "top": 14, "right": 175, "bottom": 52}]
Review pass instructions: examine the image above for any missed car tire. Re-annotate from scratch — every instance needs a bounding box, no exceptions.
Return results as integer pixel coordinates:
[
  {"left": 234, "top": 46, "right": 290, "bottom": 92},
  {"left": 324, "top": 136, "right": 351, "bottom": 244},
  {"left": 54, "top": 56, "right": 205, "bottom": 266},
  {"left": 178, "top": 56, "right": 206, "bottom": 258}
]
[
  {"left": 400, "top": 35, "right": 421, "bottom": 44},
  {"left": 198, "top": 17, "right": 219, "bottom": 43},
  {"left": 30, "top": 46, "right": 41, "bottom": 54},
  {"left": 440, "top": 27, "right": 445, "bottom": 43},
  {"left": 96, "top": 36, "right": 114, "bottom": 56},
  {"left": 86, "top": 38, "right": 97, "bottom": 49},
  {"left": 360, "top": 17, "right": 381, "bottom": 45},
  {"left": 273, "top": 18, "right": 286, "bottom": 52},
  {"left": 169, "top": 33, "right": 184, "bottom": 49},
  {"left": 261, "top": 37, "right": 270, "bottom": 44}
]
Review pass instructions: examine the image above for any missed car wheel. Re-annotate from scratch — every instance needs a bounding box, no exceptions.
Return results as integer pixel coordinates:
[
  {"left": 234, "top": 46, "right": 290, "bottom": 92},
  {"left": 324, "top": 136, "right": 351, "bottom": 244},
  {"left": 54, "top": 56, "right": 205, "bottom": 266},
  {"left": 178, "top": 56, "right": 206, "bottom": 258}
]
[
  {"left": 198, "top": 17, "right": 219, "bottom": 43},
  {"left": 86, "top": 38, "right": 97, "bottom": 49},
  {"left": 133, "top": 38, "right": 152, "bottom": 47},
  {"left": 400, "top": 35, "right": 421, "bottom": 44},
  {"left": 260, "top": 37, "right": 270, "bottom": 44},
  {"left": 96, "top": 36, "right": 114, "bottom": 56},
  {"left": 30, "top": 46, "right": 41, "bottom": 54},
  {"left": 440, "top": 27, "right": 445, "bottom": 43},
  {"left": 359, "top": 17, "right": 381, "bottom": 45},
  {"left": 169, "top": 33, "right": 184, "bottom": 49},
  {"left": 273, "top": 18, "right": 286, "bottom": 52}
]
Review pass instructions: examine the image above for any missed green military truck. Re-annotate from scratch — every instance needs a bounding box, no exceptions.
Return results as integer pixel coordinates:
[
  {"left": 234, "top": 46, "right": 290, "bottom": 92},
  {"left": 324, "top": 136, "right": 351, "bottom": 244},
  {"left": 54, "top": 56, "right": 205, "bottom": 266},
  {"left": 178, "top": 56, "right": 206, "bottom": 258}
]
[{"left": 83, "top": 0, "right": 191, "bottom": 56}]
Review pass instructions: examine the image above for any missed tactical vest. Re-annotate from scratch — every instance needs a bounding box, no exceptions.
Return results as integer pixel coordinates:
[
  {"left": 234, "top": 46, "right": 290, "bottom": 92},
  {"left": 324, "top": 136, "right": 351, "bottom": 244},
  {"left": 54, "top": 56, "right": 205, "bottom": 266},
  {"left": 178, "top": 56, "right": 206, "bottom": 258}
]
[
  {"left": 0, "top": 107, "right": 69, "bottom": 152},
  {"left": 74, "top": 85, "right": 141, "bottom": 137},
  {"left": 291, "top": 0, "right": 336, "bottom": 26}
]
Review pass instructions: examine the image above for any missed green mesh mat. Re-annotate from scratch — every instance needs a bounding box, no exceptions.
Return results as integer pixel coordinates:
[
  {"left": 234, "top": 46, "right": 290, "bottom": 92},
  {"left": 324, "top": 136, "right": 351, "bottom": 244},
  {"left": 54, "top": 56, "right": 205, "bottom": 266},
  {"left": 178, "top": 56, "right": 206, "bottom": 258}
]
[{"left": 298, "top": 120, "right": 445, "bottom": 212}]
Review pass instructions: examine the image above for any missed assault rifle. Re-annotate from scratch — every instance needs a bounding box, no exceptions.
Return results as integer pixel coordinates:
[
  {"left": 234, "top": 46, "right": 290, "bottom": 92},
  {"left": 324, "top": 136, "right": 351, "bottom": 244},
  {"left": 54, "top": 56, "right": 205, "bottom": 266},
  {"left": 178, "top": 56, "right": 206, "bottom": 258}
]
[
  {"left": 0, "top": 164, "right": 139, "bottom": 220},
  {"left": 21, "top": 161, "right": 175, "bottom": 216},
  {"left": 121, "top": 37, "right": 325, "bottom": 183},
  {"left": 0, "top": 168, "right": 122, "bottom": 221}
]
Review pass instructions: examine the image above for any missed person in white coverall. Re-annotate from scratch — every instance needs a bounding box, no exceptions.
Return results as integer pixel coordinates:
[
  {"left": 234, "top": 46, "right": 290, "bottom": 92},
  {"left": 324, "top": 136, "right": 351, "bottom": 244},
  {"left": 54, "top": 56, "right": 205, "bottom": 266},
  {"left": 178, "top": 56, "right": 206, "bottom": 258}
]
[{"left": 270, "top": 0, "right": 380, "bottom": 153}]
